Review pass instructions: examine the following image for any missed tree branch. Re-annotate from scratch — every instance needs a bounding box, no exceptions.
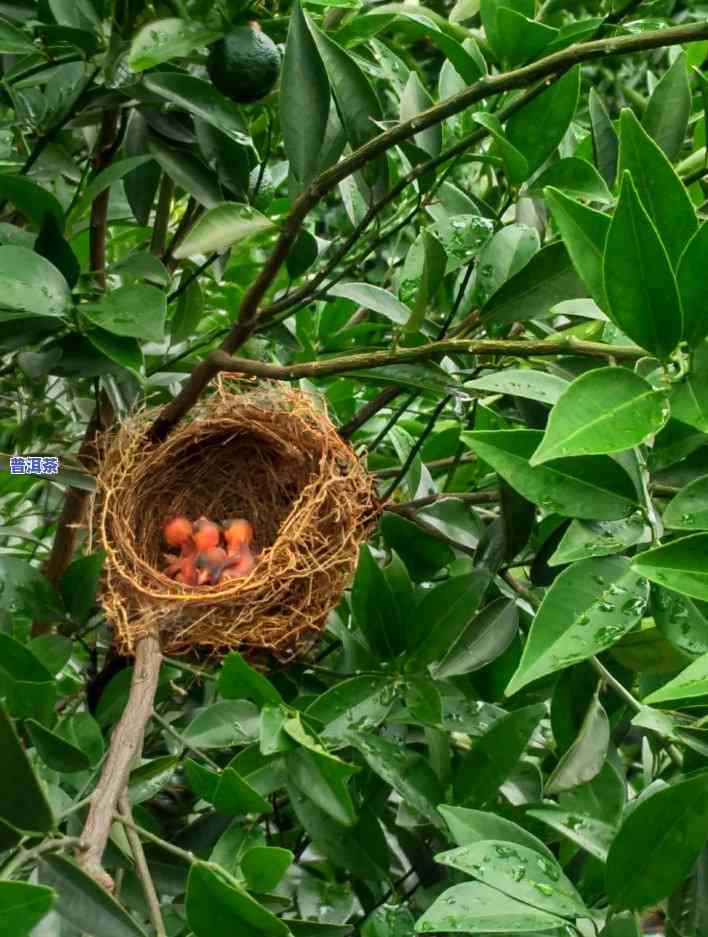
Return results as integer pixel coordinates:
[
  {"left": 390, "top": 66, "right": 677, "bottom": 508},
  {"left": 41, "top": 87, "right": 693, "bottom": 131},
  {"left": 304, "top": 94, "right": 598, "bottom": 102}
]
[
  {"left": 76, "top": 633, "right": 162, "bottom": 891},
  {"left": 118, "top": 792, "right": 166, "bottom": 937},
  {"left": 147, "top": 19, "right": 707, "bottom": 442},
  {"left": 89, "top": 110, "right": 120, "bottom": 289}
]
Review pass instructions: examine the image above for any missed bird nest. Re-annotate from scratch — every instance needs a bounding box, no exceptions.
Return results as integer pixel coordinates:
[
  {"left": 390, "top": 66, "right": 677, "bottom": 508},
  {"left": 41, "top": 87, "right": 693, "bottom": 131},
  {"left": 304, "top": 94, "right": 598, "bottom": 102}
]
[{"left": 94, "top": 383, "right": 379, "bottom": 663}]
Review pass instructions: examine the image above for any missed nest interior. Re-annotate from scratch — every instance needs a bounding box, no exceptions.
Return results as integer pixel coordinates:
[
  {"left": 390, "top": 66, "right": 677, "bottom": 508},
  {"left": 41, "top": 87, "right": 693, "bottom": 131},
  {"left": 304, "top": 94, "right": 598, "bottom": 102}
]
[{"left": 95, "top": 385, "right": 379, "bottom": 662}]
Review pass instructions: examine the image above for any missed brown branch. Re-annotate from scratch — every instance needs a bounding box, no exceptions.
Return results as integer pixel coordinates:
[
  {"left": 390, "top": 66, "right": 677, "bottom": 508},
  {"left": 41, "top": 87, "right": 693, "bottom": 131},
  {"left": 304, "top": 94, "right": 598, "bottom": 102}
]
[
  {"left": 386, "top": 491, "right": 499, "bottom": 511},
  {"left": 118, "top": 792, "right": 166, "bottom": 937},
  {"left": 76, "top": 633, "right": 162, "bottom": 891},
  {"left": 339, "top": 386, "right": 404, "bottom": 440},
  {"left": 375, "top": 453, "right": 478, "bottom": 479},
  {"left": 146, "top": 20, "right": 707, "bottom": 442}
]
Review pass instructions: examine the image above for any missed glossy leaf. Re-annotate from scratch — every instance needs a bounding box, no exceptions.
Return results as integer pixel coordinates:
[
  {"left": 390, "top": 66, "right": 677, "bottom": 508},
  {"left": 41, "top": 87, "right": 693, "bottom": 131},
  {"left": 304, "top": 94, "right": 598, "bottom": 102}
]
[
  {"left": 530, "top": 367, "right": 669, "bottom": 463},
  {"left": 534, "top": 158, "right": 611, "bottom": 203},
  {"left": 481, "top": 241, "right": 585, "bottom": 323},
  {"left": 432, "top": 598, "right": 518, "bottom": 678},
  {"left": 0, "top": 700, "right": 53, "bottom": 833},
  {"left": 0, "top": 20, "right": 36, "bottom": 54},
  {"left": 281, "top": 1, "right": 330, "bottom": 195},
  {"left": 39, "top": 855, "right": 147, "bottom": 937},
  {"left": 128, "top": 18, "right": 221, "bottom": 71},
  {"left": 218, "top": 651, "right": 282, "bottom": 705},
  {"left": 643, "top": 651, "right": 708, "bottom": 705},
  {"left": 186, "top": 861, "right": 289, "bottom": 937},
  {"left": 408, "top": 570, "right": 490, "bottom": 665},
  {"left": 0, "top": 176, "right": 64, "bottom": 230},
  {"left": 546, "top": 692, "right": 609, "bottom": 793},
  {"left": 0, "top": 881, "right": 54, "bottom": 937},
  {"left": 462, "top": 429, "right": 638, "bottom": 520},
  {"left": 81, "top": 284, "right": 166, "bottom": 343},
  {"left": 633, "top": 533, "right": 708, "bottom": 602},
  {"left": 618, "top": 108, "right": 697, "bottom": 266},
  {"left": 473, "top": 224, "right": 539, "bottom": 306},
  {"left": 527, "top": 806, "right": 615, "bottom": 862},
  {"left": 506, "top": 67, "right": 580, "bottom": 178},
  {"left": 643, "top": 51, "right": 690, "bottom": 162},
  {"left": 589, "top": 88, "right": 618, "bottom": 189},
  {"left": 415, "top": 881, "right": 566, "bottom": 933},
  {"left": 400, "top": 72, "right": 440, "bottom": 157},
  {"left": 71, "top": 156, "right": 152, "bottom": 221},
  {"left": 144, "top": 73, "right": 251, "bottom": 145},
  {"left": 173, "top": 203, "right": 274, "bottom": 259},
  {"left": 437, "top": 840, "right": 586, "bottom": 917},
  {"left": 664, "top": 475, "right": 708, "bottom": 530},
  {"left": 473, "top": 112, "right": 528, "bottom": 186},
  {"left": 329, "top": 282, "right": 411, "bottom": 325},
  {"left": 147, "top": 135, "right": 222, "bottom": 208},
  {"left": 466, "top": 368, "right": 566, "bottom": 405},
  {"left": 26, "top": 719, "right": 90, "bottom": 773},
  {"left": 606, "top": 772, "right": 708, "bottom": 910},
  {"left": 549, "top": 514, "right": 652, "bottom": 565},
  {"left": 438, "top": 805, "right": 555, "bottom": 861},
  {"left": 677, "top": 222, "right": 708, "bottom": 348},
  {"left": 0, "top": 247, "right": 72, "bottom": 321},
  {"left": 544, "top": 187, "right": 609, "bottom": 309},
  {"left": 454, "top": 703, "right": 545, "bottom": 806},
  {"left": 241, "top": 846, "right": 293, "bottom": 893},
  {"left": 506, "top": 556, "right": 649, "bottom": 695},
  {"left": 183, "top": 700, "right": 260, "bottom": 748},
  {"left": 603, "top": 171, "right": 682, "bottom": 359}
]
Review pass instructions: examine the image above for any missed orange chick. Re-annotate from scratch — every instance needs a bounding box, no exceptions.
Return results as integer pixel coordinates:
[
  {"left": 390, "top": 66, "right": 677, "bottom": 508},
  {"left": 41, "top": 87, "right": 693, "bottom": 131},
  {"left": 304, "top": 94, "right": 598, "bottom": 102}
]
[
  {"left": 196, "top": 546, "right": 228, "bottom": 585},
  {"left": 193, "top": 516, "right": 221, "bottom": 551},
  {"left": 223, "top": 518, "right": 254, "bottom": 554},
  {"left": 221, "top": 546, "right": 256, "bottom": 581},
  {"left": 163, "top": 516, "right": 194, "bottom": 551},
  {"left": 163, "top": 516, "right": 198, "bottom": 584}
]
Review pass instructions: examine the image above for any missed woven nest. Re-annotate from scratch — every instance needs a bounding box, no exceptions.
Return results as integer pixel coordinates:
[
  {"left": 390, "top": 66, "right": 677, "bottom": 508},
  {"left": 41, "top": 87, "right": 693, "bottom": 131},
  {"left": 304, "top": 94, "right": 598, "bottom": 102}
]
[{"left": 94, "top": 383, "right": 379, "bottom": 663}]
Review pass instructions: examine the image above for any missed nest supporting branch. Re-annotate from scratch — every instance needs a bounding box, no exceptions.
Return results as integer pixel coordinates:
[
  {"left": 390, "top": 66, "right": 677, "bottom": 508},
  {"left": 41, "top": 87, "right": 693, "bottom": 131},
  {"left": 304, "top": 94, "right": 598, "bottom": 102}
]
[{"left": 76, "top": 633, "right": 161, "bottom": 890}]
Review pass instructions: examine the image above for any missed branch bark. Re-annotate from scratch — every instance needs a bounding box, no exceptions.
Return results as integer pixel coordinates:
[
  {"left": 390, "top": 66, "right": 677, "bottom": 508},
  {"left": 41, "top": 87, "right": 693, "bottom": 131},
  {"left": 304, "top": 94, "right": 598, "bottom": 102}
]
[
  {"left": 76, "top": 633, "right": 162, "bottom": 890},
  {"left": 89, "top": 110, "right": 120, "bottom": 289}
]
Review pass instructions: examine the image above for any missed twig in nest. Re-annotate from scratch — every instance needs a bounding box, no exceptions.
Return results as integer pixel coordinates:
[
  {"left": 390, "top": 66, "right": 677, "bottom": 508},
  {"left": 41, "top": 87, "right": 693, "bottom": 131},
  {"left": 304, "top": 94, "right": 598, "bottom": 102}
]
[{"left": 76, "top": 632, "right": 162, "bottom": 891}]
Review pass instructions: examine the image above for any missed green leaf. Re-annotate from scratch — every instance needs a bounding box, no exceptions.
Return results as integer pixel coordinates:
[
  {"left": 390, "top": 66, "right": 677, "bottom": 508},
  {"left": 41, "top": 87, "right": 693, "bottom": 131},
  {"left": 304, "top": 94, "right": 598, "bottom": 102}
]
[
  {"left": 462, "top": 429, "right": 638, "bottom": 520},
  {"left": 495, "top": 8, "right": 556, "bottom": 67},
  {"left": 171, "top": 269, "right": 204, "bottom": 343},
  {"left": 59, "top": 552, "right": 104, "bottom": 622},
  {"left": 26, "top": 719, "right": 90, "bottom": 772},
  {"left": 71, "top": 156, "right": 152, "bottom": 221},
  {"left": 643, "top": 51, "right": 690, "bottom": 163},
  {"left": 481, "top": 241, "right": 585, "bottom": 324},
  {"left": 281, "top": 1, "right": 330, "bottom": 196},
  {"left": 633, "top": 533, "right": 708, "bottom": 602},
  {"left": 527, "top": 806, "right": 615, "bottom": 862},
  {"left": 530, "top": 367, "right": 669, "bottom": 464},
  {"left": 533, "top": 157, "right": 612, "bottom": 203},
  {"left": 39, "top": 855, "right": 147, "bottom": 937},
  {"left": 618, "top": 108, "right": 697, "bottom": 266},
  {"left": 81, "top": 284, "right": 166, "bottom": 343},
  {"left": 603, "top": 171, "right": 682, "bottom": 359},
  {"left": 144, "top": 73, "right": 251, "bottom": 146},
  {"left": 173, "top": 203, "right": 274, "bottom": 259},
  {"left": 643, "top": 651, "right": 708, "bottom": 705},
  {"left": 544, "top": 187, "right": 609, "bottom": 309},
  {"left": 0, "top": 175, "right": 64, "bottom": 230},
  {"left": 306, "top": 675, "right": 392, "bottom": 741},
  {"left": 400, "top": 72, "right": 440, "bottom": 157},
  {"left": 129, "top": 755, "right": 179, "bottom": 805},
  {"left": 351, "top": 544, "right": 403, "bottom": 657},
  {"left": 472, "top": 113, "right": 529, "bottom": 186},
  {"left": 0, "top": 881, "right": 54, "bottom": 937},
  {"left": 405, "top": 230, "right": 447, "bottom": 331},
  {"left": 454, "top": 703, "right": 545, "bottom": 806},
  {"left": 677, "top": 222, "right": 708, "bottom": 348},
  {"left": 241, "top": 846, "right": 293, "bottom": 893},
  {"left": 432, "top": 598, "right": 518, "bottom": 678},
  {"left": 183, "top": 700, "right": 260, "bottom": 748},
  {"left": 437, "top": 840, "right": 586, "bottom": 918},
  {"left": 218, "top": 652, "right": 282, "bottom": 705},
  {"left": 0, "top": 700, "right": 53, "bottom": 833},
  {"left": 348, "top": 731, "right": 444, "bottom": 827},
  {"left": 124, "top": 113, "right": 162, "bottom": 226},
  {"left": 186, "top": 861, "right": 289, "bottom": 937},
  {"left": 415, "top": 881, "right": 566, "bottom": 932},
  {"left": 306, "top": 15, "right": 387, "bottom": 198},
  {"left": 549, "top": 514, "right": 652, "bottom": 565},
  {"left": 0, "top": 246, "right": 72, "bottom": 321},
  {"left": 438, "top": 805, "right": 555, "bottom": 861},
  {"left": 545, "top": 692, "right": 609, "bottom": 793},
  {"left": 128, "top": 17, "right": 222, "bottom": 71},
  {"left": 479, "top": 0, "right": 533, "bottom": 61},
  {"left": 379, "top": 512, "right": 455, "bottom": 581},
  {"left": 186, "top": 760, "right": 273, "bottom": 814},
  {"left": 329, "top": 281, "right": 411, "bottom": 325},
  {"left": 147, "top": 135, "right": 222, "bottom": 209},
  {"left": 287, "top": 747, "right": 358, "bottom": 827},
  {"left": 0, "top": 19, "right": 37, "bottom": 54},
  {"left": 606, "top": 772, "right": 708, "bottom": 910},
  {"left": 589, "top": 88, "right": 618, "bottom": 189},
  {"left": 473, "top": 223, "right": 539, "bottom": 306},
  {"left": 86, "top": 329, "right": 143, "bottom": 378},
  {"left": 466, "top": 368, "right": 566, "bottom": 405},
  {"left": 506, "top": 66, "right": 580, "bottom": 178},
  {"left": 653, "top": 586, "right": 708, "bottom": 659},
  {"left": 664, "top": 476, "right": 708, "bottom": 530},
  {"left": 505, "top": 556, "right": 649, "bottom": 695},
  {"left": 409, "top": 570, "right": 490, "bottom": 665}
]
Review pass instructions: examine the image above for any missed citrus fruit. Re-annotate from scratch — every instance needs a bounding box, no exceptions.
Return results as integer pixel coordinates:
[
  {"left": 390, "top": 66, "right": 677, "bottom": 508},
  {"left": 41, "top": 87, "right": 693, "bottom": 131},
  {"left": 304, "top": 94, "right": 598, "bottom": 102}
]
[{"left": 207, "top": 23, "right": 280, "bottom": 105}]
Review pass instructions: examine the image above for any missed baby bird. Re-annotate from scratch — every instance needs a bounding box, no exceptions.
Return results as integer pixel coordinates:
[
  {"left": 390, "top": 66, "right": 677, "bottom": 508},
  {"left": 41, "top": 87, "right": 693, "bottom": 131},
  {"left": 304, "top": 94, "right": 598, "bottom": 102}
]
[
  {"left": 193, "top": 515, "right": 221, "bottom": 551},
  {"left": 196, "top": 546, "right": 228, "bottom": 585},
  {"left": 221, "top": 518, "right": 257, "bottom": 581},
  {"left": 163, "top": 516, "right": 198, "bottom": 585}
]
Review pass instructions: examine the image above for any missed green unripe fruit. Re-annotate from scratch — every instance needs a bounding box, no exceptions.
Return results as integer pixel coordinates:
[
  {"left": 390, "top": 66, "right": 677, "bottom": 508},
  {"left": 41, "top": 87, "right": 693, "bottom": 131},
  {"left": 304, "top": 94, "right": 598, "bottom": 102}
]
[{"left": 207, "top": 23, "right": 280, "bottom": 105}]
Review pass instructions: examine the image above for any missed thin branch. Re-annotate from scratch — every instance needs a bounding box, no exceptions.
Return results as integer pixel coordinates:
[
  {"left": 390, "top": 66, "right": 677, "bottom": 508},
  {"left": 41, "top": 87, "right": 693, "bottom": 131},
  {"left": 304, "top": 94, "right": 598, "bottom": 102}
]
[
  {"left": 0, "top": 837, "right": 82, "bottom": 881},
  {"left": 89, "top": 110, "right": 120, "bottom": 289},
  {"left": 167, "top": 253, "right": 219, "bottom": 304},
  {"left": 338, "top": 385, "right": 403, "bottom": 440},
  {"left": 150, "top": 175, "right": 175, "bottom": 257},
  {"left": 386, "top": 491, "right": 499, "bottom": 511},
  {"left": 375, "top": 454, "right": 477, "bottom": 478},
  {"left": 382, "top": 395, "right": 451, "bottom": 500},
  {"left": 118, "top": 793, "right": 166, "bottom": 937},
  {"left": 76, "top": 633, "right": 162, "bottom": 891}
]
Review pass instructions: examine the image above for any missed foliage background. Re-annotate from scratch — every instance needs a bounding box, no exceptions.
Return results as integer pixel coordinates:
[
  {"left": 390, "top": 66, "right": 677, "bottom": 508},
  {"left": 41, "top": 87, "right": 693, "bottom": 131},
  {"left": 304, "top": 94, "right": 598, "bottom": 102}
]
[{"left": 2, "top": 0, "right": 708, "bottom": 935}]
